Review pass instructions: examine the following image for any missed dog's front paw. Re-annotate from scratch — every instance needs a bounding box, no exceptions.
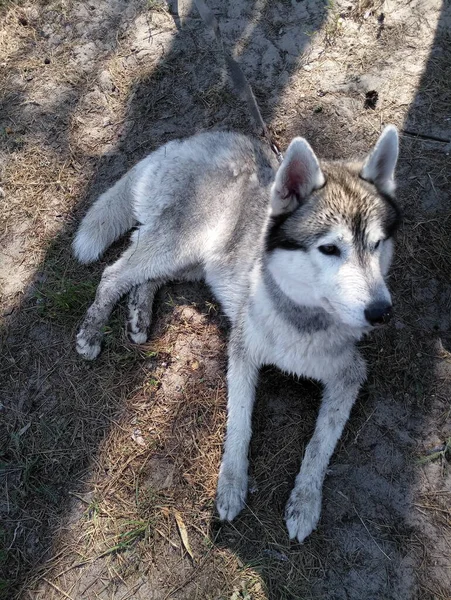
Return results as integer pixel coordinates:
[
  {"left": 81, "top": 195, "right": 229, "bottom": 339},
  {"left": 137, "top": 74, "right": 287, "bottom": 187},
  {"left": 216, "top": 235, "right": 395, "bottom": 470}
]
[
  {"left": 127, "top": 329, "right": 148, "bottom": 344},
  {"left": 76, "top": 329, "right": 102, "bottom": 360},
  {"left": 216, "top": 469, "right": 248, "bottom": 521},
  {"left": 285, "top": 486, "right": 322, "bottom": 544}
]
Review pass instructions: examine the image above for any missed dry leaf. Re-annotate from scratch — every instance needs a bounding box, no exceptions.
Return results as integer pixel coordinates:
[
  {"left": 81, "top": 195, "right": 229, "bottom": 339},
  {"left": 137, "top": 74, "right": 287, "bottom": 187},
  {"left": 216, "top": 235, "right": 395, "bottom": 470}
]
[
  {"left": 17, "top": 422, "right": 31, "bottom": 436},
  {"left": 173, "top": 509, "right": 194, "bottom": 561}
]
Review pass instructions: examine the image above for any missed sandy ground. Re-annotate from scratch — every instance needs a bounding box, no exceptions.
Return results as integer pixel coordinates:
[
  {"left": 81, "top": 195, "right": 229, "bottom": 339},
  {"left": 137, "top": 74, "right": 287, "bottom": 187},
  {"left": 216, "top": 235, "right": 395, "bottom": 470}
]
[{"left": 0, "top": 0, "right": 450, "bottom": 598}]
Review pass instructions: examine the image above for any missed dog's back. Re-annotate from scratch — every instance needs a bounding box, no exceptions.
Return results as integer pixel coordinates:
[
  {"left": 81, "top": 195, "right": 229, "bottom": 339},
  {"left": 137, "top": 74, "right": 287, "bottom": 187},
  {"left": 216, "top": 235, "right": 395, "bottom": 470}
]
[
  {"left": 74, "top": 132, "right": 275, "bottom": 261},
  {"left": 74, "top": 131, "right": 279, "bottom": 320}
]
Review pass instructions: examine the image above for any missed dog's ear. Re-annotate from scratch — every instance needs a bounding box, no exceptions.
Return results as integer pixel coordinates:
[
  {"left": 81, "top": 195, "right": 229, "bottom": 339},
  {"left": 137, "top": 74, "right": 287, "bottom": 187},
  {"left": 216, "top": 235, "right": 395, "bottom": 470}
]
[
  {"left": 361, "top": 125, "right": 399, "bottom": 195},
  {"left": 270, "top": 138, "right": 325, "bottom": 215}
]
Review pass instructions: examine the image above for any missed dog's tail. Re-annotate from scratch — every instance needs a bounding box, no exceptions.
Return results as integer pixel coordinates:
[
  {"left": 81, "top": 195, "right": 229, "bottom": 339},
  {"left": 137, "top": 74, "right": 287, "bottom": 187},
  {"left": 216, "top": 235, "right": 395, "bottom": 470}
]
[{"left": 73, "top": 172, "right": 136, "bottom": 264}]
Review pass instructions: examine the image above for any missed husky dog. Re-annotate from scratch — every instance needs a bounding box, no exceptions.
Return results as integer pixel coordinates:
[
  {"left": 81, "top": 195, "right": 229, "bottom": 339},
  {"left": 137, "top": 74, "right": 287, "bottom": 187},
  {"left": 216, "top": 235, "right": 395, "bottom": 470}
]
[{"left": 73, "top": 126, "right": 400, "bottom": 543}]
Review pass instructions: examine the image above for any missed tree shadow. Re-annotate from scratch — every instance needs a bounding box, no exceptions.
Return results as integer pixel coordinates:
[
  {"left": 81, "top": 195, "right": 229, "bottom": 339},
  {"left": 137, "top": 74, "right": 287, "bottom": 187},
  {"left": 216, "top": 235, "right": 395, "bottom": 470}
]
[
  {"left": 0, "top": 0, "right": 331, "bottom": 598},
  {"left": 2, "top": 0, "right": 449, "bottom": 597},
  {"left": 213, "top": 4, "right": 450, "bottom": 599}
]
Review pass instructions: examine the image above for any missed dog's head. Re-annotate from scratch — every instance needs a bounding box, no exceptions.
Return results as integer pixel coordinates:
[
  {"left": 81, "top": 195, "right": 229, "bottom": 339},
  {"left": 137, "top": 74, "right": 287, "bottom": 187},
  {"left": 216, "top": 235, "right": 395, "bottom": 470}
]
[{"left": 265, "top": 126, "right": 401, "bottom": 330}]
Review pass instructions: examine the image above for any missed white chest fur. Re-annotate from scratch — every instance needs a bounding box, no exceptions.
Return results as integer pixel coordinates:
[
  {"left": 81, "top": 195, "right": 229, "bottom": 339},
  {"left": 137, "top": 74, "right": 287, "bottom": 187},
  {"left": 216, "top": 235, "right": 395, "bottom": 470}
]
[{"left": 243, "top": 274, "right": 364, "bottom": 383}]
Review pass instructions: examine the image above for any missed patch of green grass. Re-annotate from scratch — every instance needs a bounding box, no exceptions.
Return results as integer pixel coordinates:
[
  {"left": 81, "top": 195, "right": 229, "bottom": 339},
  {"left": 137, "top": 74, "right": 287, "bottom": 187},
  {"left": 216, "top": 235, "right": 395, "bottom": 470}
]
[
  {"left": 92, "top": 520, "right": 153, "bottom": 563},
  {"left": 117, "top": 520, "right": 149, "bottom": 546},
  {"left": 34, "top": 278, "right": 97, "bottom": 320},
  {"left": 418, "top": 437, "right": 451, "bottom": 465},
  {"left": 85, "top": 498, "right": 101, "bottom": 521},
  {"left": 33, "top": 483, "right": 61, "bottom": 505},
  {"left": 165, "top": 293, "right": 176, "bottom": 308},
  {"left": 322, "top": 0, "right": 344, "bottom": 46},
  {"left": 0, "top": 579, "right": 11, "bottom": 600},
  {"left": 83, "top": 520, "right": 151, "bottom": 565},
  {"left": 0, "top": 531, "right": 13, "bottom": 598}
]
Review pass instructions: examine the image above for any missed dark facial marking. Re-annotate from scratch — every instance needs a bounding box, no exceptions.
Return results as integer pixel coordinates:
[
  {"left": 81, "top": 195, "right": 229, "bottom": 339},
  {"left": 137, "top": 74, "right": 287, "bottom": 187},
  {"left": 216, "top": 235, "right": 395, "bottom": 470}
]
[
  {"left": 266, "top": 169, "right": 401, "bottom": 254},
  {"left": 265, "top": 212, "right": 306, "bottom": 252}
]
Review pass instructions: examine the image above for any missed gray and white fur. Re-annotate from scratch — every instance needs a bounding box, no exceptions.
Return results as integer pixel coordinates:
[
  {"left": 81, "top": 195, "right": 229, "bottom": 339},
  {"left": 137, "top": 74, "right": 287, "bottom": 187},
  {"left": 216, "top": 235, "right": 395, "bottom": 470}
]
[{"left": 73, "top": 127, "right": 401, "bottom": 543}]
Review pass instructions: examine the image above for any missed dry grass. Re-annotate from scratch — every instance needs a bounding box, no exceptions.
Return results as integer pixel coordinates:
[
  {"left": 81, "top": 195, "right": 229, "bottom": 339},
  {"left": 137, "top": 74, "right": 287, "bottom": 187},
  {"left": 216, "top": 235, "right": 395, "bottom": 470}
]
[
  {"left": 349, "top": 0, "right": 383, "bottom": 19},
  {"left": 0, "top": 0, "right": 450, "bottom": 599}
]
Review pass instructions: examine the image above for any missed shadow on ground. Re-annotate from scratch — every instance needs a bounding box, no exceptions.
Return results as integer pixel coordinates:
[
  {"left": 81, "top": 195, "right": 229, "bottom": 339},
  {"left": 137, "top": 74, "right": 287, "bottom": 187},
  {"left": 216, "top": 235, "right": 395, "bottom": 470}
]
[
  {"left": 0, "top": 0, "right": 450, "bottom": 599},
  {"left": 217, "top": 4, "right": 451, "bottom": 598},
  {"left": 0, "top": 1, "right": 328, "bottom": 598}
]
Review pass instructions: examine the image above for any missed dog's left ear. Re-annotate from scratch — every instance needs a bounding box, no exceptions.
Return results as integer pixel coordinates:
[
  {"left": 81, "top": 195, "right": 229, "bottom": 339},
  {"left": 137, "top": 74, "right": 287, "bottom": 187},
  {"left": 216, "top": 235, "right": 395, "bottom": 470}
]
[
  {"left": 361, "top": 125, "right": 399, "bottom": 195},
  {"left": 270, "top": 137, "right": 325, "bottom": 215}
]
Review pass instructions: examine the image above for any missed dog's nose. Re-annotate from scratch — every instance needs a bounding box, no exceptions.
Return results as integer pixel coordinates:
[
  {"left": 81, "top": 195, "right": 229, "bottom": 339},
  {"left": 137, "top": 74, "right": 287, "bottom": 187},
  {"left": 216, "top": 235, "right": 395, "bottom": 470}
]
[{"left": 364, "top": 302, "right": 392, "bottom": 326}]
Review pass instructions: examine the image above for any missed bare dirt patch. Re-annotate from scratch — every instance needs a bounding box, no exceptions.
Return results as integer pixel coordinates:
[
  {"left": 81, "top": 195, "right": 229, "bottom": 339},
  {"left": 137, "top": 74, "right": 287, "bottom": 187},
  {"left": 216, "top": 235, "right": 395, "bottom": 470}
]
[{"left": 0, "top": 0, "right": 450, "bottom": 599}]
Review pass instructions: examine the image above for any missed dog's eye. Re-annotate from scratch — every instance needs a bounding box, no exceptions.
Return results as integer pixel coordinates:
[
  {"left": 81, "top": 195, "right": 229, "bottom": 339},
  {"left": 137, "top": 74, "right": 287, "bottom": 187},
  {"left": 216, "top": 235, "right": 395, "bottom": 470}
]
[
  {"left": 374, "top": 240, "right": 381, "bottom": 250},
  {"left": 318, "top": 244, "right": 340, "bottom": 257}
]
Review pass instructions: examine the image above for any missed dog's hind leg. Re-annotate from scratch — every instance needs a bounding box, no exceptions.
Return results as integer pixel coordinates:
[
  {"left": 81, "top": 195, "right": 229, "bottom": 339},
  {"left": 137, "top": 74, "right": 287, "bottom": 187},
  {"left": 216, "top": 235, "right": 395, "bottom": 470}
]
[
  {"left": 76, "top": 227, "right": 197, "bottom": 360},
  {"left": 127, "top": 281, "right": 161, "bottom": 344},
  {"left": 76, "top": 250, "right": 152, "bottom": 360},
  {"left": 126, "top": 266, "right": 204, "bottom": 344}
]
